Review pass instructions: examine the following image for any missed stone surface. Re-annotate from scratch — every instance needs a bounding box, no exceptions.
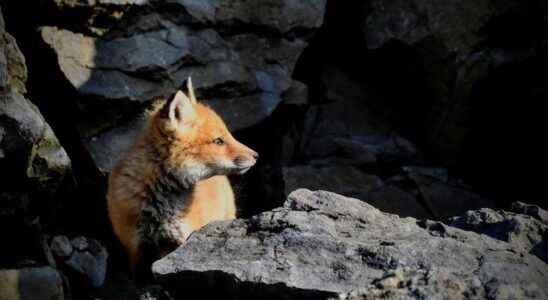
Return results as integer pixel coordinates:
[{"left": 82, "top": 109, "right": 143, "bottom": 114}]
[
  {"left": 153, "top": 189, "right": 548, "bottom": 299},
  {"left": 511, "top": 202, "right": 548, "bottom": 224},
  {"left": 51, "top": 236, "right": 108, "bottom": 288},
  {"left": 363, "top": 0, "right": 539, "bottom": 161},
  {"left": 0, "top": 266, "right": 65, "bottom": 300},
  {"left": 0, "top": 8, "right": 26, "bottom": 95},
  {"left": 364, "top": 0, "right": 493, "bottom": 51},
  {"left": 41, "top": 0, "right": 327, "bottom": 173},
  {"left": 50, "top": 236, "right": 73, "bottom": 258},
  {"left": 300, "top": 67, "right": 419, "bottom": 169},
  {"left": 337, "top": 266, "right": 546, "bottom": 300},
  {"left": 449, "top": 203, "right": 548, "bottom": 264},
  {"left": 0, "top": 6, "right": 71, "bottom": 226},
  {"left": 137, "top": 285, "right": 173, "bottom": 300}
]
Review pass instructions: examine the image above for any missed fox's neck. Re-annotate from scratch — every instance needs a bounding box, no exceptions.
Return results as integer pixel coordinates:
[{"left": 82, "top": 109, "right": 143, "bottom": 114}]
[
  {"left": 145, "top": 163, "right": 196, "bottom": 225},
  {"left": 143, "top": 136, "right": 197, "bottom": 205}
]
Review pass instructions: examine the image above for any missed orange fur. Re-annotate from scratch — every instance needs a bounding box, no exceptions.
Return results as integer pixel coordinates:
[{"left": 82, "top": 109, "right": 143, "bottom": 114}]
[{"left": 107, "top": 82, "right": 257, "bottom": 271}]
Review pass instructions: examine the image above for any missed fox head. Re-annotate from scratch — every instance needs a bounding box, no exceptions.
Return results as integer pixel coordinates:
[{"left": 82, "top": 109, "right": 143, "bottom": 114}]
[{"left": 149, "top": 78, "right": 258, "bottom": 187}]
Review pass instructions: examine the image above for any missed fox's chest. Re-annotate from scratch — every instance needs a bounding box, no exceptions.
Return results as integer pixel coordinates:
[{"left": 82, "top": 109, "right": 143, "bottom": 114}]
[
  {"left": 137, "top": 175, "right": 235, "bottom": 253},
  {"left": 137, "top": 188, "right": 193, "bottom": 247}
]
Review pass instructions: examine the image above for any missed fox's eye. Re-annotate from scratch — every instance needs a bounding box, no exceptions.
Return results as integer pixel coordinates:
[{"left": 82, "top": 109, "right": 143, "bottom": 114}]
[{"left": 213, "top": 137, "right": 225, "bottom": 145}]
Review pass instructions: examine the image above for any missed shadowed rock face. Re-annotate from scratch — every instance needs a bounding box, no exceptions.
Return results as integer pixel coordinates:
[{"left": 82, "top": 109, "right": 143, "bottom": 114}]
[
  {"left": 153, "top": 189, "right": 548, "bottom": 300},
  {"left": 1, "top": 7, "right": 71, "bottom": 265},
  {"left": 40, "top": 0, "right": 327, "bottom": 173}
]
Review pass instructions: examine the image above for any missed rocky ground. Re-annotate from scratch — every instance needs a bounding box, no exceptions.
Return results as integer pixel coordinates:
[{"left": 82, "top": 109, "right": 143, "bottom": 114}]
[{"left": 0, "top": 0, "right": 546, "bottom": 299}]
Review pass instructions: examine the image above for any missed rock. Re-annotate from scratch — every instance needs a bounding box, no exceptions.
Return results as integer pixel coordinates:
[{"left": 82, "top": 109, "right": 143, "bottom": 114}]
[
  {"left": 83, "top": 114, "right": 145, "bottom": 173},
  {"left": 282, "top": 165, "right": 383, "bottom": 199},
  {"left": 282, "top": 80, "right": 308, "bottom": 105},
  {"left": 363, "top": 0, "right": 539, "bottom": 161},
  {"left": 449, "top": 204, "right": 548, "bottom": 264},
  {"left": 0, "top": 266, "right": 65, "bottom": 300},
  {"left": 404, "top": 166, "right": 493, "bottom": 218},
  {"left": 0, "top": 8, "right": 26, "bottom": 95},
  {"left": 51, "top": 236, "right": 108, "bottom": 288},
  {"left": 50, "top": 236, "right": 73, "bottom": 258},
  {"left": 153, "top": 189, "right": 548, "bottom": 299},
  {"left": 41, "top": 0, "right": 327, "bottom": 173},
  {"left": 510, "top": 202, "right": 548, "bottom": 224},
  {"left": 137, "top": 285, "right": 173, "bottom": 300},
  {"left": 337, "top": 266, "right": 546, "bottom": 300},
  {"left": 364, "top": 0, "right": 493, "bottom": 52},
  {"left": 300, "top": 67, "right": 420, "bottom": 169},
  {"left": 175, "top": 0, "right": 327, "bottom": 34},
  {"left": 0, "top": 5, "right": 71, "bottom": 227}
]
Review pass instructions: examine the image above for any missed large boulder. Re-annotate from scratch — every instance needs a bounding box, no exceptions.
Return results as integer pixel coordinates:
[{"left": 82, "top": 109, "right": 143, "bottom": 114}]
[
  {"left": 0, "top": 6, "right": 71, "bottom": 234},
  {"left": 153, "top": 189, "right": 548, "bottom": 299},
  {"left": 41, "top": 0, "right": 327, "bottom": 173},
  {"left": 363, "top": 0, "right": 543, "bottom": 162}
]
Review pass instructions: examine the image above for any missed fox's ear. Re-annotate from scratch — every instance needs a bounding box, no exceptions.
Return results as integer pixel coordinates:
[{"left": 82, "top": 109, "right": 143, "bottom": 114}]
[
  {"left": 186, "top": 77, "right": 197, "bottom": 104},
  {"left": 168, "top": 90, "right": 196, "bottom": 129}
]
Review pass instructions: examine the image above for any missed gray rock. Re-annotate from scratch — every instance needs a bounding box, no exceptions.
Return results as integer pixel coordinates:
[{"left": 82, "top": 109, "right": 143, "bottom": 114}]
[
  {"left": 337, "top": 266, "right": 546, "bottom": 300},
  {"left": 153, "top": 189, "right": 548, "bottom": 299},
  {"left": 0, "top": 90, "right": 71, "bottom": 193},
  {"left": 365, "top": 0, "right": 493, "bottom": 52},
  {"left": 0, "top": 8, "right": 71, "bottom": 218},
  {"left": 170, "top": 0, "right": 327, "bottom": 33},
  {"left": 52, "top": 236, "right": 108, "bottom": 288},
  {"left": 207, "top": 92, "right": 283, "bottom": 132},
  {"left": 301, "top": 67, "right": 419, "bottom": 169},
  {"left": 511, "top": 202, "right": 548, "bottom": 224},
  {"left": 0, "top": 9, "right": 26, "bottom": 94},
  {"left": 0, "top": 266, "right": 65, "bottom": 300},
  {"left": 449, "top": 205, "right": 548, "bottom": 264},
  {"left": 51, "top": 236, "right": 73, "bottom": 258},
  {"left": 53, "top": 0, "right": 148, "bottom": 8},
  {"left": 282, "top": 80, "right": 308, "bottom": 105},
  {"left": 137, "top": 285, "right": 173, "bottom": 300},
  {"left": 363, "top": 0, "right": 532, "bottom": 161},
  {"left": 83, "top": 114, "right": 146, "bottom": 173},
  {"left": 66, "top": 237, "right": 108, "bottom": 287},
  {"left": 282, "top": 165, "right": 383, "bottom": 199}
]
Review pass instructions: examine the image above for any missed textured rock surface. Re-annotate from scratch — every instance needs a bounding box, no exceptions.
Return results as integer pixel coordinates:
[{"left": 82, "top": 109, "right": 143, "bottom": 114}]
[
  {"left": 153, "top": 189, "right": 548, "bottom": 299},
  {"left": 51, "top": 236, "right": 108, "bottom": 288},
  {"left": 449, "top": 203, "right": 548, "bottom": 264},
  {"left": 0, "top": 266, "right": 65, "bottom": 300},
  {"left": 280, "top": 66, "right": 432, "bottom": 219},
  {"left": 363, "top": 0, "right": 541, "bottom": 161},
  {"left": 1, "top": 9, "right": 70, "bottom": 195},
  {"left": 41, "top": 0, "right": 327, "bottom": 173},
  {"left": 0, "top": 5, "right": 71, "bottom": 250}
]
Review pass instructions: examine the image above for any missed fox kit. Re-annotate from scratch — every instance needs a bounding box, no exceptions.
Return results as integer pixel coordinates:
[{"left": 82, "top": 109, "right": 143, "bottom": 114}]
[{"left": 107, "top": 78, "right": 258, "bottom": 272}]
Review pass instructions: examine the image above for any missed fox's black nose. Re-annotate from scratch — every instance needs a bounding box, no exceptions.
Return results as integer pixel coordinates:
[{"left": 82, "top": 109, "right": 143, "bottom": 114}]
[{"left": 251, "top": 151, "right": 259, "bottom": 160}]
